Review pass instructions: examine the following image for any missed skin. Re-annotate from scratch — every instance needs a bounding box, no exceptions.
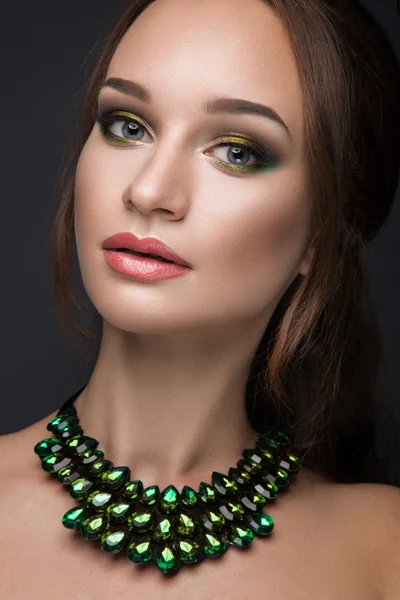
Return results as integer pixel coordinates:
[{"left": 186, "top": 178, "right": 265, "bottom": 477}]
[
  {"left": 1, "top": 0, "right": 400, "bottom": 597},
  {"left": 73, "top": 0, "right": 313, "bottom": 494}
]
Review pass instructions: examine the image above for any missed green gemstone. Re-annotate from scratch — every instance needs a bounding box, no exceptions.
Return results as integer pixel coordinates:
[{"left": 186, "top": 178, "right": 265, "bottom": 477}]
[
  {"left": 56, "top": 462, "right": 81, "bottom": 485},
  {"left": 62, "top": 504, "right": 90, "bottom": 529},
  {"left": 65, "top": 435, "right": 99, "bottom": 454},
  {"left": 218, "top": 501, "right": 245, "bottom": 522},
  {"left": 88, "top": 459, "right": 113, "bottom": 477},
  {"left": 181, "top": 485, "right": 199, "bottom": 507},
  {"left": 152, "top": 517, "right": 174, "bottom": 542},
  {"left": 160, "top": 485, "right": 180, "bottom": 513},
  {"left": 246, "top": 511, "right": 274, "bottom": 536},
  {"left": 34, "top": 437, "right": 63, "bottom": 458},
  {"left": 237, "top": 458, "right": 263, "bottom": 476},
  {"left": 200, "top": 508, "right": 225, "bottom": 532},
  {"left": 203, "top": 532, "right": 228, "bottom": 556},
  {"left": 127, "top": 537, "right": 153, "bottom": 563},
  {"left": 279, "top": 453, "right": 300, "bottom": 473},
  {"left": 256, "top": 435, "right": 280, "bottom": 454},
  {"left": 81, "top": 514, "right": 106, "bottom": 540},
  {"left": 101, "top": 466, "right": 130, "bottom": 490},
  {"left": 140, "top": 485, "right": 160, "bottom": 506},
  {"left": 199, "top": 482, "right": 216, "bottom": 503},
  {"left": 178, "top": 539, "right": 201, "bottom": 563},
  {"left": 275, "top": 431, "right": 290, "bottom": 447},
  {"left": 101, "top": 529, "right": 130, "bottom": 553},
  {"left": 69, "top": 477, "right": 94, "bottom": 500},
  {"left": 212, "top": 472, "right": 239, "bottom": 497},
  {"left": 58, "top": 424, "right": 83, "bottom": 439},
  {"left": 87, "top": 490, "right": 113, "bottom": 512},
  {"left": 47, "top": 414, "right": 78, "bottom": 435},
  {"left": 122, "top": 480, "right": 143, "bottom": 501},
  {"left": 238, "top": 491, "right": 266, "bottom": 511},
  {"left": 176, "top": 512, "right": 197, "bottom": 537},
  {"left": 41, "top": 453, "right": 73, "bottom": 474},
  {"left": 243, "top": 448, "right": 273, "bottom": 468},
  {"left": 253, "top": 479, "right": 279, "bottom": 500},
  {"left": 228, "top": 467, "right": 252, "bottom": 486},
  {"left": 154, "top": 545, "right": 180, "bottom": 574},
  {"left": 229, "top": 524, "right": 254, "bottom": 547},
  {"left": 107, "top": 502, "right": 131, "bottom": 523},
  {"left": 263, "top": 467, "right": 290, "bottom": 488},
  {"left": 129, "top": 511, "right": 153, "bottom": 533},
  {"left": 80, "top": 449, "right": 104, "bottom": 466}
]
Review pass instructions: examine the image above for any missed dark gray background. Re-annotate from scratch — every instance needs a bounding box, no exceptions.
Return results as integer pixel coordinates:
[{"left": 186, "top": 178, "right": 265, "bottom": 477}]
[{"left": 0, "top": 1, "right": 399, "bottom": 483}]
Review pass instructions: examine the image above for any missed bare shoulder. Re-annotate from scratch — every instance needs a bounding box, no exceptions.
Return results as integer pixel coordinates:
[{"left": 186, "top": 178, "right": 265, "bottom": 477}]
[{"left": 303, "top": 474, "right": 400, "bottom": 599}]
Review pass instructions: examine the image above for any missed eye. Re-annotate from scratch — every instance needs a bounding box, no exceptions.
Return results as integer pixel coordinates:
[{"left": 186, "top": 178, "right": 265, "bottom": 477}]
[
  {"left": 94, "top": 108, "right": 151, "bottom": 144},
  {"left": 204, "top": 135, "right": 278, "bottom": 173},
  {"left": 94, "top": 108, "right": 279, "bottom": 173}
]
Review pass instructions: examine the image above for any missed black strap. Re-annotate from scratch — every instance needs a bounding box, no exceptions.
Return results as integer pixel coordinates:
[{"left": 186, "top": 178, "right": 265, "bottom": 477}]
[{"left": 57, "top": 384, "right": 88, "bottom": 417}]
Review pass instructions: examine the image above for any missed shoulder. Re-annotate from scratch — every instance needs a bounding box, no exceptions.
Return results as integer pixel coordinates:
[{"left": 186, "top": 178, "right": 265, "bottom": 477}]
[{"left": 315, "top": 476, "right": 400, "bottom": 599}]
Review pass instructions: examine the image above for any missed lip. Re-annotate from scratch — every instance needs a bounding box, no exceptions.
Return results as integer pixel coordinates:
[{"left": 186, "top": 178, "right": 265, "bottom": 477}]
[{"left": 102, "top": 232, "right": 191, "bottom": 268}]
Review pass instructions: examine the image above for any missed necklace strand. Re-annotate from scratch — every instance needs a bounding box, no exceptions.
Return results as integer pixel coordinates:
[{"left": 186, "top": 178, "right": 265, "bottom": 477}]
[{"left": 33, "top": 385, "right": 301, "bottom": 575}]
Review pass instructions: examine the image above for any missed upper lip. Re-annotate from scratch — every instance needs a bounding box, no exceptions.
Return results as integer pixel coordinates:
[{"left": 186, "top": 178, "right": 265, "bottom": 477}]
[{"left": 102, "top": 232, "right": 192, "bottom": 268}]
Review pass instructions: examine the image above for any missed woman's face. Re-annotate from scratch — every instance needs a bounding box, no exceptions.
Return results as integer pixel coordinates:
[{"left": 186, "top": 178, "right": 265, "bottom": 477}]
[{"left": 74, "top": 0, "right": 312, "bottom": 334}]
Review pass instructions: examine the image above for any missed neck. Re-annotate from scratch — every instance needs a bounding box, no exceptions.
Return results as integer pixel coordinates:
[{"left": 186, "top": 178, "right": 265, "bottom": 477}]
[{"left": 75, "top": 319, "right": 267, "bottom": 492}]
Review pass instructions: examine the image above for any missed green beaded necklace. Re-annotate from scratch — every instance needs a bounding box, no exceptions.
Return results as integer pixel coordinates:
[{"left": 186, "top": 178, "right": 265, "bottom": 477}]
[{"left": 34, "top": 385, "right": 301, "bottom": 575}]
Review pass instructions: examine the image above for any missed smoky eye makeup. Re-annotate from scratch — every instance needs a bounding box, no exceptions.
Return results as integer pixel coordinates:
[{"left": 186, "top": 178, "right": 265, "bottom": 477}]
[{"left": 92, "top": 103, "right": 283, "bottom": 173}]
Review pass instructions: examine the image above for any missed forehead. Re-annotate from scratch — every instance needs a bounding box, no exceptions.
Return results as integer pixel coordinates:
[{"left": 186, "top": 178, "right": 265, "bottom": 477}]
[{"left": 106, "top": 0, "right": 303, "bottom": 144}]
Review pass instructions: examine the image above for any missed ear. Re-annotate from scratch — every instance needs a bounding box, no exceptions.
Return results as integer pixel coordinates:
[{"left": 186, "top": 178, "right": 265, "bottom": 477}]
[{"left": 298, "top": 244, "right": 314, "bottom": 277}]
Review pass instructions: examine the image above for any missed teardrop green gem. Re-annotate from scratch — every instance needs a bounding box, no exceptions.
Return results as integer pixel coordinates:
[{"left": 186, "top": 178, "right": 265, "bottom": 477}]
[
  {"left": 127, "top": 537, "right": 153, "bottom": 563},
  {"left": 87, "top": 490, "right": 113, "bottom": 511},
  {"left": 154, "top": 545, "right": 180, "bottom": 574},
  {"left": 101, "top": 529, "right": 130, "bottom": 553},
  {"left": 56, "top": 462, "right": 81, "bottom": 485},
  {"left": 34, "top": 437, "right": 63, "bottom": 458},
  {"left": 237, "top": 458, "right": 263, "bottom": 476},
  {"left": 228, "top": 467, "right": 252, "bottom": 486},
  {"left": 238, "top": 490, "right": 266, "bottom": 511},
  {"left": 107, "top": 502, "right": 131, "bottom": 523},
  {"left": 41, "top": 453, "right": 73, "bottom": 474},
  {"left": 200, "top": 508, "right": 226, "bottom": 532},
  {"left": 279, "top": 453, "right": 300, "bottom": 473},
  {"left": 46, "top": 414, "right": 78, "bottom": 435},
  {"left": 62, "top": 504, "right": 90, "bottom": 529},
  {"left": 218, "top": 501, "right": 245, "bottom": 522},
  {"left": 212, "top": 472, "right": 239, "bottom": 496},
  {"left": 246, "top": 511, "right": 274, "bottom": 536},
  {"left": 243, "top": 449, "right": 273, "bottom": 468},
  {"left": 160, "top": 485, "right": 180, "bottom": 513},
  {"left": 81, "top": 514, "right": 106, "bottom": 540},
  {"left": 178, "top": 539, "right": 201, "bottom": 563},
  {"left": 275, "top": 431, "right": 290, "bottom": 447},
  {"left": 199, "top": 482, "right": 216, "bottom": 503},
  {"left": 264, "top": 466, "right": 290, "bottom": 488},
  {"left": 203, "top": 532, "right": 228, "bottom": 556},
  {"left": 253, "top": 479, "right": 279, "bottom": 500},
  {"left": 88, "top": 459, "right": 113, "bottom": 477},
  {"left": 176, "top": 512, "right": 197, "bottom": 537},
  {"left": 80, "top": 449, "right": 104, "bottom": 466},
  {"left": 69, "top": 477, "right": 94, "bottom": 500},
  {"left": 229, "top": 524, "right": 254, "bottom": 547},
  {"left": 256, "top": 435, "right": 280, "bottom": 454},
  {"left": 181, "top": 485, "right": 199, "bottom": 507},
  {"left": 101, "top": 466, "right": 130, "bottom": 490},
  {"left": 65, "top": 435, "right": 99, "bottom": 454},
  {"left": 152, "top": 517, "right": 174, "bottom": 542},
  {"left": 122, "top": 480, "right": 143, "bottom": 501},
  {"left": 140, "top": 485, "right": 160, "bottom": 506},
  {"left": 129, "top": 511, "right": 154, "bottom": 533}
]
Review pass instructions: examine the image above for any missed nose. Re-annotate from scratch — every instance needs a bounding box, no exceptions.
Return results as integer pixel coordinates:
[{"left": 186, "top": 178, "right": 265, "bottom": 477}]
[{"left": 122, "top": 136, "right": 192, "bottom": 220}]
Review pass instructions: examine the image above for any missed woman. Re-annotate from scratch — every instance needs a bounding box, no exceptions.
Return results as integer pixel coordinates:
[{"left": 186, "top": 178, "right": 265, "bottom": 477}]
[{"left": 1, "top": 0, "right": 399, "bottom": 596}]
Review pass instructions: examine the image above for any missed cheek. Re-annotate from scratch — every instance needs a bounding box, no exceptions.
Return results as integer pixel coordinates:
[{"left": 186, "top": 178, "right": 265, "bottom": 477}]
[{"left": 199, "top": 171, "right": 311, "bottom": 314}]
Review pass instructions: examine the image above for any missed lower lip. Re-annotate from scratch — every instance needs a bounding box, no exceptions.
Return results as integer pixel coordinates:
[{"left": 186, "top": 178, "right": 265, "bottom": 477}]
[{"left": 103, "top": 250, "right": 191, "bottom": 280}]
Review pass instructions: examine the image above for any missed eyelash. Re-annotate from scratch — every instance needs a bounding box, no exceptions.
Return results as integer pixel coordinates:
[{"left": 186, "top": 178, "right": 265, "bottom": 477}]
[{"left": 93, "top": 107, "right": 279, "bottom": 173}]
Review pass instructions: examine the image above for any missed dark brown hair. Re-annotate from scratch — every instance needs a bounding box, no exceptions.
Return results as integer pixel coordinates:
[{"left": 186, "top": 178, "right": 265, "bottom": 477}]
[{"left": 49, "top": 0, "right": 400, "bottom": 485}]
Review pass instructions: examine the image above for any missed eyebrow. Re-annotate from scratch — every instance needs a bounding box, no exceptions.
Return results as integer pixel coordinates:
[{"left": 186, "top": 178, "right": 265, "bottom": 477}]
[{"left": 100, "top": 77, "right": 292, "bottom": 140}]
